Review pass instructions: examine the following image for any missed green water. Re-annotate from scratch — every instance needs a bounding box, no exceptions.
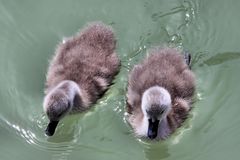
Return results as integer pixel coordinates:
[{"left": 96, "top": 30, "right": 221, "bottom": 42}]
[{"left": 1, "top": 0, "right": 240, "bottom": 159}]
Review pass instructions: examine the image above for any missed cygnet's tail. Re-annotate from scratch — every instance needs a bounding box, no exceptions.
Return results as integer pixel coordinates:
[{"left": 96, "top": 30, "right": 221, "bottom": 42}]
[{"left": 78, "top": 22, "right": 116, "bottom": 54}]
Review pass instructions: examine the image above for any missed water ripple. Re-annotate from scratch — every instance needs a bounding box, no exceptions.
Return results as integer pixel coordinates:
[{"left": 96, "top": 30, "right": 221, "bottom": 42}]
[
  {"left": 151, "top": 0, "right": 196, "bottom": 28},
  {"left": 2, "top": 116, "right": 81, "bottom": 153}
]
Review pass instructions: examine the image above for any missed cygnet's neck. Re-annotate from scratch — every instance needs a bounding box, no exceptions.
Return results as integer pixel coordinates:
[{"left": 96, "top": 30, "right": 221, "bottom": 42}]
[
  {"left": 44, "top": 80, "right": 83, "bottom": 112},
  {"left": 141, "top": 86, "right": 172, "bottom": 115},
  {"left": 59, "top": 80, "right": 82, "bottom": 107}
]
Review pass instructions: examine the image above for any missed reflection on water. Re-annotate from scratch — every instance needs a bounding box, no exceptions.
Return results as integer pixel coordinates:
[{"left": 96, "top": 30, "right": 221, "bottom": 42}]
[
  {"left": 144, "top": 143, "right": 170, "bottom": 160},
  {"left": 1, "top": 0, "right": 240, "bottom": 160},
  {"left": 203, "top": 52, "right": 240, "bottom": 66}
]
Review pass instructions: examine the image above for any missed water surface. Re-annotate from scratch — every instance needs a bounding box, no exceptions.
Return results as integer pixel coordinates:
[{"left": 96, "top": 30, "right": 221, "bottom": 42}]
[{"left": 1, "top": 0, "right": 240, "bottom": 160}]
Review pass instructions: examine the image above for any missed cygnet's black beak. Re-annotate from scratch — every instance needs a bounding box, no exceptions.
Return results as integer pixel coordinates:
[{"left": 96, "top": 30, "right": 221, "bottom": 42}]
[
  {"left": 147, "top": 119, "right": 159, "bottom": 139},
  {"left": 45, "top": 120, "right": 59, "bottom": 136}
]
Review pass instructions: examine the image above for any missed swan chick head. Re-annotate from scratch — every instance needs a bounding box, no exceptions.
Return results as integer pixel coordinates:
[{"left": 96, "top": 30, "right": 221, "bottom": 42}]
[
  {"left": 43, "top": 89, "right": 72, "bottom": 136},
  {"left": 141, "top": 86, "right": 172, "bottom": 139}
]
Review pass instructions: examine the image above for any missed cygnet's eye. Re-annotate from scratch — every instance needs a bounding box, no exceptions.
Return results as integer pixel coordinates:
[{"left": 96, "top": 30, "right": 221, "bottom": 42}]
[
  {"left": 67, "top": 101, "right": 71, "bottom": 108},
  {"left": 146, "top": 110, "right": 150, "bottom": 115},
  {"left": 160, "top": 110, "right": 164, "bottom": 114}
]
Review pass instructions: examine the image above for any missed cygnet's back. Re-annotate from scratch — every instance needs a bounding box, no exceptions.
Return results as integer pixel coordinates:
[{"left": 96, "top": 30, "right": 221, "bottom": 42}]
[
  {"left": 45, "top": 22, "right": 120, "bottom": 107},
  {"left": 127, "top": 47, "right": 195, "bottom": 102}
]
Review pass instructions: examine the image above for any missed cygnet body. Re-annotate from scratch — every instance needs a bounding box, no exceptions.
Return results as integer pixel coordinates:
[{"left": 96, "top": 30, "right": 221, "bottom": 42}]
[
  {"left": 126, "top": 47, "right": 195, "bottom": 140},
  {"left": 43, "top": 22, "right": 120, "bottom": 136}
]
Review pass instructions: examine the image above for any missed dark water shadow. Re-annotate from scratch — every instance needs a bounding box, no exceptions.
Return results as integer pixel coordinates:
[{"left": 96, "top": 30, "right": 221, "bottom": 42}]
[
  {"left": 202, "top": 52, "right": 240, "bottom": 66},
  {"left": 144, "top": 142, "right": 170, "bottom": 160}
]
